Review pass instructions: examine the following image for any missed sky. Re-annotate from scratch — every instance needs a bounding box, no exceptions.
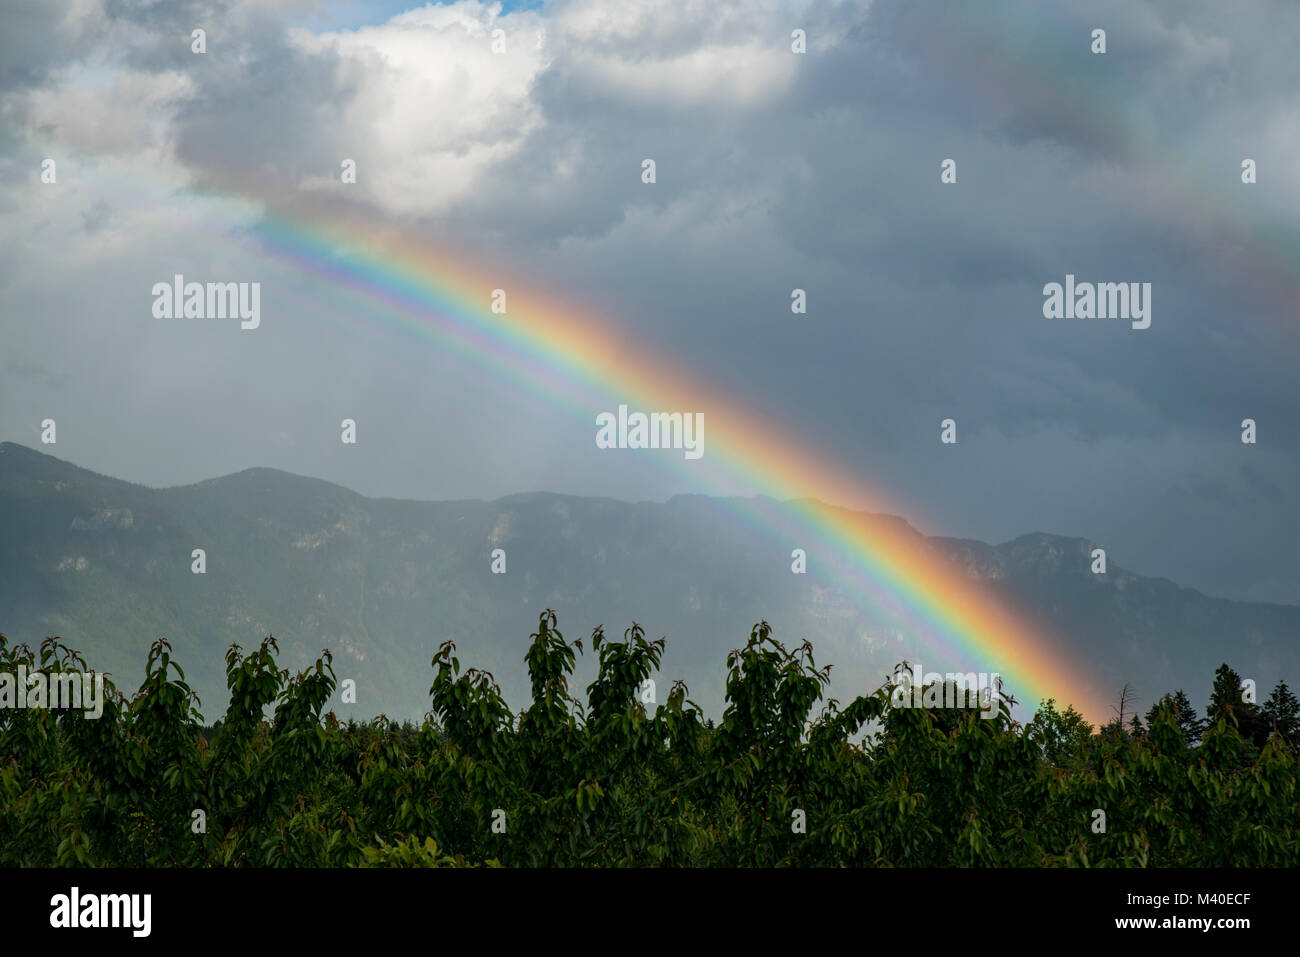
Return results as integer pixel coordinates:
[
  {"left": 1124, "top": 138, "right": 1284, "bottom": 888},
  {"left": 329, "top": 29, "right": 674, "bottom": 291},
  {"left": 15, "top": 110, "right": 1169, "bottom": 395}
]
[{"left": 2, "top": 0, "right": 1299, "bottom": 605}]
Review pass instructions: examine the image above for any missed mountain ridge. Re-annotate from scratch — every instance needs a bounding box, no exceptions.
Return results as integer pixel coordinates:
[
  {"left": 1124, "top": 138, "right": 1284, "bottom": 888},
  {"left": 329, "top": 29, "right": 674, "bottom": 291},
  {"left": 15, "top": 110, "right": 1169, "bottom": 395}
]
[{"left": 2, "top": 441, "right": 1296, "bottom": 722}]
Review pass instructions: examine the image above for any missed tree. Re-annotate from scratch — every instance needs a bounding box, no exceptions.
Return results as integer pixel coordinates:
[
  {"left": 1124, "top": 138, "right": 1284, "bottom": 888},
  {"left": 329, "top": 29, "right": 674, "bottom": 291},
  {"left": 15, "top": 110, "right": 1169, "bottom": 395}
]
[
  {"left": 1145, "top": 690, "right": 1205, "bottom": 748},
  {"left": 1098, "top": 683, "right": 1139, "bottom": 741},
  {"left": 4, "top": 619, "right": 1299, "bottom": 868},
  {"left": 1113, "top": 682, "right": 1138, "bottom": 728},
  {"left": 1262, "top": 681, "right": 1300, "bottom": 743},
  {"left": 1028, "top": 698, "right": 1093, "bottom": 764},
  {"left": 1127, "top": 713, "right": 1145, "bottom": 740},
  {"left": 1207, "top": 664, "right": 1244, "bottom": 724},
  {"left": 1207, "top": 663, "right": 1267, "bottom": 747}
]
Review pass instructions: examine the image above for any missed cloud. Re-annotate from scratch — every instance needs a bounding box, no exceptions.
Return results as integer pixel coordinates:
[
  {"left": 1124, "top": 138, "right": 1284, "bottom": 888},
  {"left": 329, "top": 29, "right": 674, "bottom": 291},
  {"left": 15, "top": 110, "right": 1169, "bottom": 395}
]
[
  {"left": 284, "top": 1, "right": 550, "bottom": 214},
  {"left": 4, "top": 65, "right": 194, "bottom": 156}
]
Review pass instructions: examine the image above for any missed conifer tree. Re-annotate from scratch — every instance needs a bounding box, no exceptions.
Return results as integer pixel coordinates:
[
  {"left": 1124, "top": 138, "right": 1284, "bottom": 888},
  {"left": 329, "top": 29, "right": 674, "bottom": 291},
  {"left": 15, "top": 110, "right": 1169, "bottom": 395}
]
[{"left": 1262, "top": 681, "right": 1300, "bottom": 742}]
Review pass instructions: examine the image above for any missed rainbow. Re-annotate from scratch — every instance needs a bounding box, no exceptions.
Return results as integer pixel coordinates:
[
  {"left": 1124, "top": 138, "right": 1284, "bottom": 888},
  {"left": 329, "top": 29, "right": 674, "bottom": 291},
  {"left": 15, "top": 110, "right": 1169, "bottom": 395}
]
[{"left": 181, "top": 192, "right": 1105, "bottom": 720}]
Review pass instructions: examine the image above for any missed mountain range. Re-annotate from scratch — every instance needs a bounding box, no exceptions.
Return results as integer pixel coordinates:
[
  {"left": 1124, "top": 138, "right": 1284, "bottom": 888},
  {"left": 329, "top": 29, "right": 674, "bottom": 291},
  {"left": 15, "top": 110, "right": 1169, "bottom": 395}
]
[{"left": 2, "top": 440, "right": 1296, "bottom": 724}]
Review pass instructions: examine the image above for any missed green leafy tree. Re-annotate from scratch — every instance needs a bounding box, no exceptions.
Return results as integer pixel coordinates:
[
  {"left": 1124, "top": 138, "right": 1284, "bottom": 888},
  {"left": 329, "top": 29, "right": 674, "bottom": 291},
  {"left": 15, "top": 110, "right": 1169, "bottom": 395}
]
[
  {"left": 3, "top": 618, "right": 1298, "bottom": 868},
  {"left": 1027, "top": 698, "right": 1093, "bottom": 766}
]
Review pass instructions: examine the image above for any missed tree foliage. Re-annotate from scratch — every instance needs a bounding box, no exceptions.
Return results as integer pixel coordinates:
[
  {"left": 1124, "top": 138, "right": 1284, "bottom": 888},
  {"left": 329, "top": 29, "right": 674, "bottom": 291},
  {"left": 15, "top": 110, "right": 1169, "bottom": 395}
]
[{"left": 2, "top": 615, "right": 1297, "bottom": 866}]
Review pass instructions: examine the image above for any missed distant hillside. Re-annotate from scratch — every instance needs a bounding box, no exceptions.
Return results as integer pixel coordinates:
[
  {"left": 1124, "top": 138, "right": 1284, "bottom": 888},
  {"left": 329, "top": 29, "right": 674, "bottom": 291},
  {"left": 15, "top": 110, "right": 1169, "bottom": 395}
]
[{"left": 1, "top": 441, "right": 1297, "bottom": 722}]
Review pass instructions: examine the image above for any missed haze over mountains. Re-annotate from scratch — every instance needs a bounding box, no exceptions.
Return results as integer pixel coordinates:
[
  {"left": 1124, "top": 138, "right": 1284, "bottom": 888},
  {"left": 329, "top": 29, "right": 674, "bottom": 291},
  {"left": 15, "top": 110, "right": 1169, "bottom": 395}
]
[{"left": 1, "top": 440, "right": 1296, "bottom": 724}]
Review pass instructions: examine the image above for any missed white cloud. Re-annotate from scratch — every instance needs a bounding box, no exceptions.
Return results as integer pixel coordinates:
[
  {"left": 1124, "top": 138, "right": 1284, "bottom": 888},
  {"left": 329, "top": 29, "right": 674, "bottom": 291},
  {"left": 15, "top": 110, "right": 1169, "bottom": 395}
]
[
  {"left": 3, "top": 65, "right": 194, "bottom": 156},
  {"left": 564, "top": 42, "right": 797, "bottom": 107},
  {"left": 290, "top": 1, "right": 549, "bottom": 214}
]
